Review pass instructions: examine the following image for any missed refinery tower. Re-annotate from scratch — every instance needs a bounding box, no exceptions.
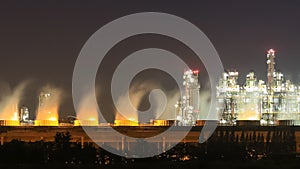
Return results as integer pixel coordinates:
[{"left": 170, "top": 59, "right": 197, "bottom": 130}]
[
  {"left": 175, "top": 69, "right": 200, "bottom": 126},
  {"left": 217, "top": 49, "right": 300, "bottom": 126}
]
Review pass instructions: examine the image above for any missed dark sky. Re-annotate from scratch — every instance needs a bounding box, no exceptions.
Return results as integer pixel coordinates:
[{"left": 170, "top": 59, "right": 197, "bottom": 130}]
[{"left": 1, "top": 0, "right": 300, "bottom": 120}]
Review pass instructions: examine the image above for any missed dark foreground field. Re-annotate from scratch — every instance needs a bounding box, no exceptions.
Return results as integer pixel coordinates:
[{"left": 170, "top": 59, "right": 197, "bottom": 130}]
[
  {"left": 0, "top": 129, "right": 299, "bottom": 169},
  {"left": 1, "top": 159, "right": 300, "bottom": 169}
]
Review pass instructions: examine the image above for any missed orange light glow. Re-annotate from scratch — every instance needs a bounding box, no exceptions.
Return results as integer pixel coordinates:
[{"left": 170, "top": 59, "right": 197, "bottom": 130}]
[
  {"left": 75, "top": 91, "right": 99, "bottom": 126},
  {"left": 36, "top": 108, "right": 59, "bottom": 125},
  {"left": 88, "top": 117, "right": 96, "bottom": 121},
  {"left": 114, "top": 119, "right": 139, "bottom": 126},
  {"left": 34, "top": 120, "right": 58, "bottom": 126},
  {"left": 0, "top": 120, "right": 20, "bottom": 126},
  {"left": 35, "top": 88, "right": 61, "bottom": 126},
  {"left": 48, "top": 117, "right": 57, "bottom": 121},
  {"left": 237, "top": 111, "right": 260, "bottom": 121},
  {"left": 74, "top": 119, "right": 99, "bottom": 126}
]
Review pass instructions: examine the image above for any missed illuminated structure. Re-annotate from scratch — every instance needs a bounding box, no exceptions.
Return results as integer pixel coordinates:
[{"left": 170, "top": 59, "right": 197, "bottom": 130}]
[
  {"left": 267, "top": 49, "right": 276, "bottom": 89},
  {"left": 217, "top": 70, "right": 240, "bottom": 125},
  {"left": 238, "top": 71, "right": 262, "bottom": 121},
  {"left": 19, "top": 106, "right": 29, "bottom": 123},
  {"left": 2, "top": 49, "right": 300, "bottom": 127},
  {"left": 218, "top": 49, "right": 300, "bottom": 126},
  {"left": 175, "top": 69, "right": 200, "bottom": 126},
  {"left": 34, "top": 92, "right": 59, "bottom": 126}
]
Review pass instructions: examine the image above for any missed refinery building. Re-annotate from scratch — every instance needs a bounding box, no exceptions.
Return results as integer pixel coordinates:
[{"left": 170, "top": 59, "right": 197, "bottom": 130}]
[
  {"left": 217, "top": 49, "right": 300, "bottom": 126},
  {"left": 0, "top": 49, "right": 300, "bottom": 127},
  {"left": 1, "top": 49, "right": 300, "bottom": 153}
]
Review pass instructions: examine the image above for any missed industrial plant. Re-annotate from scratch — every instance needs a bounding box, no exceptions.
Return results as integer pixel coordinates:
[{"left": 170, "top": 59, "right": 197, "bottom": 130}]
[
  {"left": 175, "top": 69, "right": 200, "bottom": 126},
  {"left": 1, "top": 49, "right": 300, "bottom": 157},
  {"left": 174, "top": 49, "right": 300, "bottom": 127},
  {"left": 216, "top": 49, "right": 300, "bottom": 126},
  {"left": 0, "top": 49, "right": 300, "bottom": 127}
]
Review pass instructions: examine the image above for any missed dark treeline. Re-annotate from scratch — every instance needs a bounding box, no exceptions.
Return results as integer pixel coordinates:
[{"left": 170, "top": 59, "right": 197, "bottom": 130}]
[
  {"left": 0, "top": 128, "right": 298, "bottom": 169},
  {"left": 0, "top": 132, "right": 108, "bottom": 165},
  {"left": 200, "top": 128, "right": 296, "bottom": 160}
]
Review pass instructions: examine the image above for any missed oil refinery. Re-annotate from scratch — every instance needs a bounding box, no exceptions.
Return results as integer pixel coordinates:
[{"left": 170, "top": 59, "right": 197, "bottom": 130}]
[
  {"left": 1, "top": 49, "right": 300, "bottom": 154},
  {"left": 175, "top": 69, "right": 200, "bottom": 126},
  {"left": 0, "top": 49, "right": 300, "bottom": 127},
  {"left": 217, "top": 49, "right": 300, "bottom": 126}
]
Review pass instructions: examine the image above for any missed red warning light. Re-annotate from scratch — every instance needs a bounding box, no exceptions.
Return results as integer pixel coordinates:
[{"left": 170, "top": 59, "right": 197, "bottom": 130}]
[
  {"left": 268, "top": 49, "right": 275, "bottom": 54},
  {"left": 193, "top": 70, "right": 199, "bottom": 74}
]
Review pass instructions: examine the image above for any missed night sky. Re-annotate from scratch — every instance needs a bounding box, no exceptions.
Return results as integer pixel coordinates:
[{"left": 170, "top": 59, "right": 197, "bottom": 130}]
[{"left": 1, "top": 0, "right": 300, "bottom": 121}]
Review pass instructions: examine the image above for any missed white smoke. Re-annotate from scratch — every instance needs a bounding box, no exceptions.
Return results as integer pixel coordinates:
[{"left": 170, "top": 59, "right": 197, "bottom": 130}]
[
  {"left": 76, "top": 89, "right": 99, "bottom": 122},
  {"left": 0, "top": 81, "right": 29, "bottom": 120},
  {"left": 35, "top": 85, "right": 62, "bottom": 121},
  {"left": 115, "top": 80, "right": 180, "bottom": 122}
]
